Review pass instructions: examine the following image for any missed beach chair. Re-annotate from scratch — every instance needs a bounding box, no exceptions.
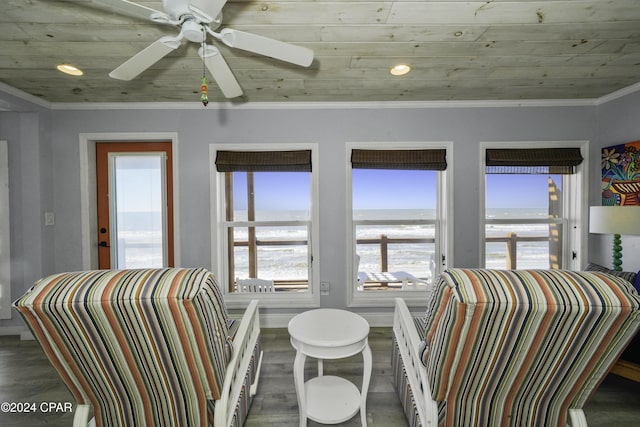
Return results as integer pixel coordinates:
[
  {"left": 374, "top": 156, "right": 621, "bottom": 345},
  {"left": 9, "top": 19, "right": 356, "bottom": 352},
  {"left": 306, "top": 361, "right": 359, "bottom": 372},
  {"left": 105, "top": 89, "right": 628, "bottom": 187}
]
[
  {"left": 14, "top": 267, "right": 263, "bottom": 427},
  {"left": 392, "top": 268, "right": 640, "bottom": 426},
  {"left": 236, "top": 277, "right": 275, "bottom": 293}
]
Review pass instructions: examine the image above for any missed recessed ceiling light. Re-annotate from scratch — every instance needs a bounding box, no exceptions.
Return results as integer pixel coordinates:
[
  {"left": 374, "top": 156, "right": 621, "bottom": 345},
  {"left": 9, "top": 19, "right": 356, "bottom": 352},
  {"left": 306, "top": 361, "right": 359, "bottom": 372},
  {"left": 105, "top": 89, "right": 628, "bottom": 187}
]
[
  {"left": 390, "top": 64, "right": 411, "bottom": 76},
  {"left": 56, "top": 64, "right": 83, "bottom": 76}
]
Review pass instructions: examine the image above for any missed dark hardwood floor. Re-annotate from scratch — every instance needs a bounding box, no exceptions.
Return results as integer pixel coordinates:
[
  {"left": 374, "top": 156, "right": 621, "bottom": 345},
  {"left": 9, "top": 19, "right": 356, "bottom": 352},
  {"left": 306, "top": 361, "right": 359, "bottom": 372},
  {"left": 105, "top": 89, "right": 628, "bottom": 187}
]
[{"left": 1, "top": 327, "right": 638, "bottom": 426}]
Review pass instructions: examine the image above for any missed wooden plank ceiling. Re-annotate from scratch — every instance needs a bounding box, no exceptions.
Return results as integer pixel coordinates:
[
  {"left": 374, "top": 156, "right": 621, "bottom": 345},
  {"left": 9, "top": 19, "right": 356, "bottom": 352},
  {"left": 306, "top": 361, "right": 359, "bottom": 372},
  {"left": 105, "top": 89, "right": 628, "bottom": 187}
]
[{"left": 1, "top": 0, "right": 639, "bottom": 104}]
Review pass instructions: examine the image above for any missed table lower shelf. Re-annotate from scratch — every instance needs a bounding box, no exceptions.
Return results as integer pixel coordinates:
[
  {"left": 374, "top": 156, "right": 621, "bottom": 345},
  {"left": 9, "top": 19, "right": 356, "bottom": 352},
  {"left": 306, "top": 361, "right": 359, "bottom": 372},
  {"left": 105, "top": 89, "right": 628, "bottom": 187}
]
[{"left": 304, "top": 375, "right": 361, "bottom": 424}]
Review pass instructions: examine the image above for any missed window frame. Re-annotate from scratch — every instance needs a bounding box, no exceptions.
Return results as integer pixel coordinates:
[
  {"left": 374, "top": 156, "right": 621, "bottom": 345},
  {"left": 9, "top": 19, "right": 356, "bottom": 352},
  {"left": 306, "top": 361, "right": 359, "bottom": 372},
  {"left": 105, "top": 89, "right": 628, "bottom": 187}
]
[
  {"left": 479, "top": 141, "right": 589, "bottom": 271},
  {"left": 346, "top": 141, "right": 453, "bottom": 308},
  {"left": 210, "top": 143, "right": 320, "bottom": 309}
]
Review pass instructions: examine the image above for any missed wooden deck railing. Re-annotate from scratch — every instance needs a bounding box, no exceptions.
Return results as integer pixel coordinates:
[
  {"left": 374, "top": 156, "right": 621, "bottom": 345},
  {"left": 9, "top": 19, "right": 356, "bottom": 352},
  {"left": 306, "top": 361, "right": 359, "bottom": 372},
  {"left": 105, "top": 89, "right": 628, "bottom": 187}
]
[
  {"left": 231, "top": 234, "right": 435, "bottom": 288},
  {"left": 229, "top": 231, "right": 557, "bottom": 290},
  {"left": 486, "top": 232, "right": 557, "bottom": 269},
  {"left": 231, "top": 238, "right": 308, "bottom": 290},
  {"left": 356, "top": 235, "right": 434, "bottom": 272}
]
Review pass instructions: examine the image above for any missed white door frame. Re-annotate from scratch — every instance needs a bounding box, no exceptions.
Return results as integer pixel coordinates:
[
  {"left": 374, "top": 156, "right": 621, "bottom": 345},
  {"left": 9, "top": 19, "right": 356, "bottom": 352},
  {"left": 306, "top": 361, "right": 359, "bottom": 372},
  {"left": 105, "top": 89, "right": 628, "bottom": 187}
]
[
  {"left": 79, "top": 132, "right": 180, "bottom": 269},
  {"left": 0, "top": 140, "right": 10, "bottom": 319}
]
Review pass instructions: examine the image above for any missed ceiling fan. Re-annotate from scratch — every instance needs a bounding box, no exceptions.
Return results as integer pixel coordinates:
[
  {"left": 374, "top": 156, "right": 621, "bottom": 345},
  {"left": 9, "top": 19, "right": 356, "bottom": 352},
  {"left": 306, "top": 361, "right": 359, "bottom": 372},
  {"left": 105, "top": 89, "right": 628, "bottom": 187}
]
[{"left": 88, "top": 0, "right": 314, "bottom": 98}]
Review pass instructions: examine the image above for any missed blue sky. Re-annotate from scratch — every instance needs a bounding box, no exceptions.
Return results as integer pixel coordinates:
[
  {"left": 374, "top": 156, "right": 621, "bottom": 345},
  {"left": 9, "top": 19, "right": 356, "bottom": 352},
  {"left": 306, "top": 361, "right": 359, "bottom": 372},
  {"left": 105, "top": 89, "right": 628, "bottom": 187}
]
[
  {"left": 230, "top": 171, "right": 559, "bottom": 211},
  {"left": 485, "top": 174, "right": 561, "bottom": 209},
  {"left": 232, "top": 170, "right": 439, "bottom": 211},
  {"left": 121, "top": 167, "right": 560, "bottom": 213},
  {"left": 233, "top": 172, "right": 311, "bottom": 211},
  {"left": 352, "top": 169, "right": 437, "bottom": 209}
]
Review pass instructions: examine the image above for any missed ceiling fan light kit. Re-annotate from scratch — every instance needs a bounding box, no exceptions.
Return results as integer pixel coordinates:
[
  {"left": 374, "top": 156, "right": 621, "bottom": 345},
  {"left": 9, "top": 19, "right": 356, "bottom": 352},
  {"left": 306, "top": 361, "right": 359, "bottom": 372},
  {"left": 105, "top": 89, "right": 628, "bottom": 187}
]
[{"left": 93, "top": 0, "right": 314, "bottom": 101}]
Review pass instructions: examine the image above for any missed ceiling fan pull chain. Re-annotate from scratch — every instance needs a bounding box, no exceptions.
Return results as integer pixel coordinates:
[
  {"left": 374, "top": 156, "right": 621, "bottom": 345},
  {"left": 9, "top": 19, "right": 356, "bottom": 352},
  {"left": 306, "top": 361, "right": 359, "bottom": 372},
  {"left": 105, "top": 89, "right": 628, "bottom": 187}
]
[
  {"left": 201, "top": 75, "right": 209, "bottom": 107},
  {"left": 200, "top": 36, "right": 209, "bottom": 106}
]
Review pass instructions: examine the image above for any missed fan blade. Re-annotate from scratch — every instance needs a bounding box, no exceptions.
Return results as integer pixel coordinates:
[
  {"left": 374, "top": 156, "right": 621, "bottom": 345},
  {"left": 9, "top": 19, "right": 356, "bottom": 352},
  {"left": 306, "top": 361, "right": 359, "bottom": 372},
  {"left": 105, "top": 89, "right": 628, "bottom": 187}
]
[
  {"left": 218, "top": 28, "right": 314, "bottom": 67},
  {"left": 189, "top": 0, "right": 227, "bottom": 23},
  {"left": 109, "top": 36, "right": 182, "bottom": 81},
  {"left": 83, "top": 0, "right": 168, "bottom": 22},
  {"left": 198, "top": 45, "right": 243, "bottom": 99}
]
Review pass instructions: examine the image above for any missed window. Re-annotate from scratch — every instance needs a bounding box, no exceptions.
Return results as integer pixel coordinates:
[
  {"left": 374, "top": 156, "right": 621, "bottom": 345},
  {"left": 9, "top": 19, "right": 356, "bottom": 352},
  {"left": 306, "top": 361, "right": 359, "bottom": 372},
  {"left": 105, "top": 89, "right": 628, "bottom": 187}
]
[
  {"left": 483, "top": 145, "right": 586, "bottom": 270},
  {"left": 212, "top": 147, "right": 318, "bottom": 306},
  {"left": 348, "top": 144, "right": 450, "bottom": 305}
]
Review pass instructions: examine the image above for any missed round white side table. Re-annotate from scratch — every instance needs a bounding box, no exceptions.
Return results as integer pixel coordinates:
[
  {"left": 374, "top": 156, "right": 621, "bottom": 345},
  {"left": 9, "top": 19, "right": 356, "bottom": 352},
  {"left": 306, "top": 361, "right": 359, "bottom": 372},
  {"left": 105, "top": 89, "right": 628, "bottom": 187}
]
[{"left": 288, "top": 308, "right": 372, "bottom": 427}]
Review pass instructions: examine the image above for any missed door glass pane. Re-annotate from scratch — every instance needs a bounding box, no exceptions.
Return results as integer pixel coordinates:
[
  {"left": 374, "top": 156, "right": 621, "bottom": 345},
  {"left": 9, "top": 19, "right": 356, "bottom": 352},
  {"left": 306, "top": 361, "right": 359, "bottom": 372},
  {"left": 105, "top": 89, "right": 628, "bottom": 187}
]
[{"left": 112, "top": 155, "right": 165, "bottom": 268}]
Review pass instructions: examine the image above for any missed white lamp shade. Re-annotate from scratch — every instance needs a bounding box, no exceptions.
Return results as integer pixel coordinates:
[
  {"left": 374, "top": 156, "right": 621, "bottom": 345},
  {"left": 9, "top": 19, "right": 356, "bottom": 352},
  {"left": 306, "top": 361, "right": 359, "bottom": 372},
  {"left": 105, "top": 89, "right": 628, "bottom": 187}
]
[{"left": 589, "top": 206, "right": 640, "bottom": 235}]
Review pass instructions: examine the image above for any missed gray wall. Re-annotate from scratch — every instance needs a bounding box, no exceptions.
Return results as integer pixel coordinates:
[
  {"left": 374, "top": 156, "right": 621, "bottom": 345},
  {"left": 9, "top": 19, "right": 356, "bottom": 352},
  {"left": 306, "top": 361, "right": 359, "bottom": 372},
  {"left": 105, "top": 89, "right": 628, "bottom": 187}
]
[
  {"left": 3, "top": 88, "right": 640, "bottom": 328},
  {"left": 0, "top": 94, "right": 53, "bottom": 327},
  {"left": 592, "top": 90, "right": 640, "bottom": 271},
  {"left": 49, "top": 105, "right": 597, "bottom": 311}
]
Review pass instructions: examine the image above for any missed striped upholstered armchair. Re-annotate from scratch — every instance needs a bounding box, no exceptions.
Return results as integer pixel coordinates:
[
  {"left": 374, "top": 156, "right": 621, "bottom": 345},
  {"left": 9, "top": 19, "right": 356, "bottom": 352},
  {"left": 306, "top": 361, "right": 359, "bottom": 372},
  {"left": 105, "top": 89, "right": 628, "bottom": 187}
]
[
  {"left": 13, "top": 268, "right": 262, "bottom": 427},
  {"left": 393, "top": 269, "right": 640, "bottom": 427}
]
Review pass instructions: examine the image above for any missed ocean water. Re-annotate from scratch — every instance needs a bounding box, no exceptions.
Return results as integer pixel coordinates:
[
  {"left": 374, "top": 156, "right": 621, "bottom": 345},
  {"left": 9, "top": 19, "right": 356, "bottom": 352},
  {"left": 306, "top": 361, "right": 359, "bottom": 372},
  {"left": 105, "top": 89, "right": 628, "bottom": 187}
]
[
  {"left": 116, "top": 208, "right": 558, "bottom": 277},
  {"left": 485, "top": 207, "right": 559, "bottom": 269}
]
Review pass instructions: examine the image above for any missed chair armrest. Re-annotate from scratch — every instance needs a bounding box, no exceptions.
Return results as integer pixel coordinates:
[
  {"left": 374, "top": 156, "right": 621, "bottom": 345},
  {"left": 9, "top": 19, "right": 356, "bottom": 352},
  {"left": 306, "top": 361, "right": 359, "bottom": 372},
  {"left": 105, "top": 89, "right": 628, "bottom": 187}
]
[
  {"left": 393, "top": 298, "right": 438, "bottom": 427},
  {"left": 393, "top": 298, "right": 424, "bottom": 356},
  {"left": 214, "top": 300, "right": 262, "bottom": 427},
  {"left": 73, "top": 404, "right": 93, "bottom": 427},
  {"left": 568, "top": 409, "right": 588, "bottom": 427}
]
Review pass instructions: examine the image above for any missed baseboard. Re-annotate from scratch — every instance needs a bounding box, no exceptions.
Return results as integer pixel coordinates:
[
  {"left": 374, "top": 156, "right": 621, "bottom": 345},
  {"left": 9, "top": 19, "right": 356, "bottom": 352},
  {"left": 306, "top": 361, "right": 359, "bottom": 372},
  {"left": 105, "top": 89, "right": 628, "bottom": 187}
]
[
  {"left": 0, "top": 326, "right": 33, "bottom": 340},
  {"left": 611, "top": 359, "right": 640, "bottom": 382},
  {"left": 229, "top": 311, "right": 395, "bottom": 328},
  {"left": 354, "top": 312, "right": 394, "bottom": 327}
]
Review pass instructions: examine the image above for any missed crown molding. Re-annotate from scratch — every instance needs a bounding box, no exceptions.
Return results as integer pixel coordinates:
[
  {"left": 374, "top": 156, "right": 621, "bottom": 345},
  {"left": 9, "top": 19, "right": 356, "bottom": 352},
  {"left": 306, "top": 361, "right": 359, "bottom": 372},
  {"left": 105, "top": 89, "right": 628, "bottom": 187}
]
[
  {"left": 2, "top": 81, "right": 639, "bottom": 112},
  {"left": 48, "top": 98, "right": 598, "bottom": 110},
  {"left": 0, "top": 82, "right": 51, "bottom": 111},
  {"left": 595, "top": 81, "right": 640, "bottom": 105}
]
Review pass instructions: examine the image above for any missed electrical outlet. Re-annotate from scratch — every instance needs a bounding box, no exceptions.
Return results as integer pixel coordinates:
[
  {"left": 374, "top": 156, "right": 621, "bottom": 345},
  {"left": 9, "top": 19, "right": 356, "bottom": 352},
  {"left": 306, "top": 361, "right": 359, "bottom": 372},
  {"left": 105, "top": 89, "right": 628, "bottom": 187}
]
[
  {"left": 320, "top": 281, "right": 330, "bottom": 295},
  {"left": 44, "top": 212, "right": 55, "bottom": 226}
]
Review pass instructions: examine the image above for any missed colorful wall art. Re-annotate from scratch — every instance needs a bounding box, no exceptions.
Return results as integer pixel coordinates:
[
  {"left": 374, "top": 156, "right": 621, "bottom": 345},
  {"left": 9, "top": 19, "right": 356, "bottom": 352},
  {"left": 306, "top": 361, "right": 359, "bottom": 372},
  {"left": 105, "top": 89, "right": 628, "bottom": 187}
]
[{"left": 601, "top": 140, "right": 640, "bottom": 206}]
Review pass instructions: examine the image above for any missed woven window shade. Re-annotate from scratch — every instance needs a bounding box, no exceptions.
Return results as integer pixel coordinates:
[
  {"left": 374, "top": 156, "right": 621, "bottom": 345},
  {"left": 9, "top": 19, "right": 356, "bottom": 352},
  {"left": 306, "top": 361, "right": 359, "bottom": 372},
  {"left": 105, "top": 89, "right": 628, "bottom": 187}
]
[
  {"left": 485, "top": 148, "right": 583, "bottom": 174},
  {"left": 351, "top": 149, "right": 447, "bottom": 170},
  {"left": 215, "top": 150, "right": 312, "bottom": 172}
]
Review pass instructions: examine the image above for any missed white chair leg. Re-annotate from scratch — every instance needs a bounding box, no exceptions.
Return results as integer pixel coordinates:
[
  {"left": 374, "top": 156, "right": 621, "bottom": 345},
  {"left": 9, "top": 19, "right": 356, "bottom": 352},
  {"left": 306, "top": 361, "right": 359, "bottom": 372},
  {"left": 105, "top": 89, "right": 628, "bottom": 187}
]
[
  {"left": 250, "top": 350, "right": 264, "bottom": 396},
  {"left": 568, "top": 409, "right": 588, "bottom": 427}
]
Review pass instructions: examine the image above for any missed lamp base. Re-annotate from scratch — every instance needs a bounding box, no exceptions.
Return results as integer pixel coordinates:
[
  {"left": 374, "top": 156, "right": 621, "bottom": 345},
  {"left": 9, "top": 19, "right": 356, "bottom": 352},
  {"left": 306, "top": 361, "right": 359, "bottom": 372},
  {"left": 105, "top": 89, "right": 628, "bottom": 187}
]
[{"left": 612, "top": 233, "right": 623, "bottom": 272}]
